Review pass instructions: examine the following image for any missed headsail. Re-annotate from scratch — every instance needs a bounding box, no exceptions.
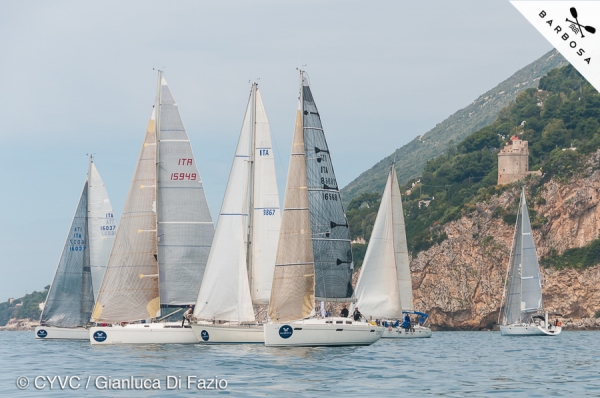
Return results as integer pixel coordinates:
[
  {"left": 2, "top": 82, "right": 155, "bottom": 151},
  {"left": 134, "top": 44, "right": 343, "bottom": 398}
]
[
  {"left": 87, "top": 158, "right": 117, "bottom": 302},
  {"left": 156, "top": 73, "right": 215, "bottom": 306},
  {"left": 249, "top": 86, "right": 281, "bottom": 305},
  {"left": 92, "top": 110, "right": 160, "bottom": 322},
  {"left": 353, "top": 168, "right": 403, "bottom": 318},
  {"left": 41, "top": 182, "right": 94, "bottom": 327},
  {"left": 502, "top": 188, "right": 543, "bottom": 325},
  {"left": 302, "top": 75, "right": 353, "bottom": 300}
]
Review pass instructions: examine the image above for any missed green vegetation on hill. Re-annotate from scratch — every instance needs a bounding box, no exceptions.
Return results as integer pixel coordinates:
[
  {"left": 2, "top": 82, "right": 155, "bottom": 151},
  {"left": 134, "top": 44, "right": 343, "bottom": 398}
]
[
  {"left": 348, "top": 64, "right": 600, "bottom": 267},
  {"left": 0, "top": 286, "right": 49, "bottom": 326},
  {"left": 342, "top": 49, "right": 567, "bottom": 205},
  {"left": 541, "top": 238, "right": 600, "bottom": 270}
]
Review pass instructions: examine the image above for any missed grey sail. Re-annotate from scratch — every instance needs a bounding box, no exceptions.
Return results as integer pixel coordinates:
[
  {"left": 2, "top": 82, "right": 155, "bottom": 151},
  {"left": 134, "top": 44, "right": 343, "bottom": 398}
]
[
  {"left": 41, "top": 182, "right": 94, "bottom": 327},
  {"left": 502, "top": 188, "right": 542, "bottom": 325},
  {"left": 302, "top": 76, "right": 354, "bottom": 300},
  {"left": 156, "top": 74, "right": 215, "bottom": 306}
]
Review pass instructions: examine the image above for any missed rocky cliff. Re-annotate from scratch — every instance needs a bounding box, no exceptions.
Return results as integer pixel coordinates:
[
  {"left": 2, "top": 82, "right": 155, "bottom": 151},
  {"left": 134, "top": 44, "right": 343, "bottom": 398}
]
[{"left": 407, "top": 153, "right": 600, "bottom": 330}]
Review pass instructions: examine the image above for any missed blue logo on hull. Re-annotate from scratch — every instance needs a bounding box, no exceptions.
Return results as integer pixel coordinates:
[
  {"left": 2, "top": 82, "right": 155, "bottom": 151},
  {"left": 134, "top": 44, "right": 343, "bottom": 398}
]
[
  {"left": 278, "top": 325, "right": 293, "bottom": 339},
  {"left": 93, "top": 331, "right": 107, "bottom": 342},
  {"left": 37, "top": 329, "right": 47, "bottom": 338},
  {"left": 200, "top": 330, "right": 209, "bottom": 341}
]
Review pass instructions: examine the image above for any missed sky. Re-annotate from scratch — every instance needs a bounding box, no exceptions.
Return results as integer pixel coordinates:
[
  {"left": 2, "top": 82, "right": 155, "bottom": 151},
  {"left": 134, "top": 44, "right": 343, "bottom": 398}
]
[{"left": 0, "top": 0, "right": 552, "bottom": 300}]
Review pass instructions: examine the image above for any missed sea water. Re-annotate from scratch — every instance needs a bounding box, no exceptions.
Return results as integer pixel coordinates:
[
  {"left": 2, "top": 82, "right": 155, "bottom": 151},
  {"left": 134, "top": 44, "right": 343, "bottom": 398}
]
[{"left": 1, "top": 331, "right": 599, "bottom": 397}]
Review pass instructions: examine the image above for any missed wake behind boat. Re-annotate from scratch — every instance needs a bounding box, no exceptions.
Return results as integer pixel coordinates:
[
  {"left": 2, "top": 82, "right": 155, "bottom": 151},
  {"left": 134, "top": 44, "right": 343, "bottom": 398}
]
[
  {"left": 90, "top": 71, "right": 214, "bottom": 345},
  {"left": 498, "top": 188, "right": 561, "bottom": 337},
  {"left": 264, "top": 71, "right": 383, "bottom": 347},
  {"left": 191, "top": 82, "right": 281, "bottom": 344},
  {"left": 352, "top": 166, "right": 431, "bottom": 339},
  {"left": 36, "top": 156, "right": 116, "bottom": 340}
]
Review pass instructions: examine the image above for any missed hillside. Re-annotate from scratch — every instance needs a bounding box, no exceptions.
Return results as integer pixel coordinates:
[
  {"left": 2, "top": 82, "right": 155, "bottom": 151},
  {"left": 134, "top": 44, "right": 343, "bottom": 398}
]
[
  {"left": 341, "top": 49, "right": 567, "bottom": 204},
  {"left": 0, "top": 287, "right": 48, "bottom": 327}
]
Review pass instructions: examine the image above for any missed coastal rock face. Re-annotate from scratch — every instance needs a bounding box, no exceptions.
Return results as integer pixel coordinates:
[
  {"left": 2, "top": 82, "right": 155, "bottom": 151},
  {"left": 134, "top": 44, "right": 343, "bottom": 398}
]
[{"left": 410, "top": 168, "right": 600, "bottom": 329}]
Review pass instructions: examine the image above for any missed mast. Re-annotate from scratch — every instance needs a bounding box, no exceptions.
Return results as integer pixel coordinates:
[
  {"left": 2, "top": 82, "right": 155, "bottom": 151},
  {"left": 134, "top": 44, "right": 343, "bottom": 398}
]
[
  {"left": 247, "top": 83, "right": 256, "bottom": 291},
  {"left": 519, "top": 192, "right": 524, "bottom": 324},
  {"left": 154, "top": 70, "right": 162, "bottom": 315}
]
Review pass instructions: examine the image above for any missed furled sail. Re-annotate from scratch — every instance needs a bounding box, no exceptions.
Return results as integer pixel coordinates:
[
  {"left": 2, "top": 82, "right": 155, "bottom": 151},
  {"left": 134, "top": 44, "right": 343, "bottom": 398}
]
[
  {"left": 353, "top": 168, "right": 403, "bottom": 318},
  {"left": 194, "top": 86, "right": 255, "bottom": 322},
  {"left": 87, "top": 159, "right": 117, "bottom": 302},
  {"left": 92, "top": 110, "right": 160, "bottom": 322},
  {"left": 41, "top": 182, "right": 94, "bottom": 327},
  {"left": 302, "top": 75, "right": 353, "bottom": 300},
  {"left": 249, "top": 87, "right": 281, "bottom": 305},
  {"left": 502, "top": 188, "right": 543, "bottom": 325},
  {"left": 268, "top": 101, "right": 315, "bottom": 322},
  {"left": 156, "top": 74, "right": 215, "bottom": 306}
]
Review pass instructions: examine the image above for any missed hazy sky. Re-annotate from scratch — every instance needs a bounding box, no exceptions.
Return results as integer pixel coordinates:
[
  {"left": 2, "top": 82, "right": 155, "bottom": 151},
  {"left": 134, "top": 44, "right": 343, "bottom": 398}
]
[{"left": 0, "top": 1, "right": 552, "bottom": 300}]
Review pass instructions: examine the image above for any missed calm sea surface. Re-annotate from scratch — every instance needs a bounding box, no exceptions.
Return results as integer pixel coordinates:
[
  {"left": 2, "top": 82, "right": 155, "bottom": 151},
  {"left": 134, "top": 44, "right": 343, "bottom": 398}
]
[{"left": 1, "top": 331, "right": 599, "bottom": 397}]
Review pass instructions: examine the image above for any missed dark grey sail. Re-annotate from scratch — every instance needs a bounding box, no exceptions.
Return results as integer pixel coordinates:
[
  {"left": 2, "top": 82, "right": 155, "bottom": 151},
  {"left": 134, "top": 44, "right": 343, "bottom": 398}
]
[
  {"left": 41, "top": 182, "right": 94, "bottom": 327},
  {"left": 302, "top": 75, "right": 354, "bottom": 300}
]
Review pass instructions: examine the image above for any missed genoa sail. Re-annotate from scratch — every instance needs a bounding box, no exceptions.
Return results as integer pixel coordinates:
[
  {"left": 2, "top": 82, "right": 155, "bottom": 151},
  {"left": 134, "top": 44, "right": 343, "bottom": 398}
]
[
  {"left": 156, "top": 74, "right": 215, "bottom": 307},
  {"left": 502, "top": 188, "right": 543, "bottom": 325},
  {"left": 92, "top": 110, "right": 160, "bottom": 322},
  {"left": 41, "top": 182, "right": 94, "bottom": 328}
]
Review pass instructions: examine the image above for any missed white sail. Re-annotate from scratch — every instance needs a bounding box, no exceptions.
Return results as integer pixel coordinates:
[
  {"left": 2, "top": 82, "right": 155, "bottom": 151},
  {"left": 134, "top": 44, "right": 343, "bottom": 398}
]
[
  {"left": 249, "top": 87, "right": 281, "bottom": 305},
  {"left": 354, "top": 168, "right": 403, "bottom": 318},
  {"left": 391, "top": 167, "right": 413, "bottom": 311},
  {"left": 194, "top": 87, "right": 255, "bottom": 322},
  {"left": 92, "top": 110, "right": 160, "bottom": 322},
  {"left": 156, "top": 74, "right": 215, "bottom": 306},
  {"left": 87, "top": 159, "right": 117, "bottom": 302}
]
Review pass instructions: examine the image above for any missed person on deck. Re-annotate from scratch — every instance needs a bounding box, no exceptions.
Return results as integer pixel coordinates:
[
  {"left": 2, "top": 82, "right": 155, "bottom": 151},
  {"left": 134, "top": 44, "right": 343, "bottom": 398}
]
[
  {"left": 182, "top": 305, "right": 194, "bottom": 327},
  {"left": 341, "top": 305, "right": 349, "bottom": 318},
  {"left": 404, "top": 313, "right": 412, "bottom": 332},
  {"left": 353, "top": 307, "right": 362, "bottom": 321}
]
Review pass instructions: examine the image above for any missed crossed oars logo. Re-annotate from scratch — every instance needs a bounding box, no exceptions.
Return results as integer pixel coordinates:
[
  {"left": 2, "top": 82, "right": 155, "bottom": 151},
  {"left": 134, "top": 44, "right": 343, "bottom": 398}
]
[{"left": 566, "top": 7, "right": 596, "bottom": 38}]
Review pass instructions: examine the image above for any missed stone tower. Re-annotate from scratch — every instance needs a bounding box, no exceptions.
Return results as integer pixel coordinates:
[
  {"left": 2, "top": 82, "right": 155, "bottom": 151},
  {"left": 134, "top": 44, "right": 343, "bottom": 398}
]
[{"left": 498, "top": 136, "right": 529, "bottom": 185}]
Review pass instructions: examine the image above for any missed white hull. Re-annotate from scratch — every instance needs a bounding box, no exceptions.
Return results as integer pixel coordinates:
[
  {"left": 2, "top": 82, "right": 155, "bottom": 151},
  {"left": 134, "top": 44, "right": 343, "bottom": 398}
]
[
  {"left": 264, "top": 317, "right": 383, "bottom": 347},
  {"left": 381, "top": 325, "right": 432, "bottom": 339},
  {"left": 191, "top": 323, "right": 264, "bottom": 344},
  {"left": 35, "top": 326, "right": 89, "bottom": 340},
  {"left": 89, "top": 322, "right": 198, "bottom": 345},
  {"left": 500, "top": 324, "right": 562, "bottom": 336}
]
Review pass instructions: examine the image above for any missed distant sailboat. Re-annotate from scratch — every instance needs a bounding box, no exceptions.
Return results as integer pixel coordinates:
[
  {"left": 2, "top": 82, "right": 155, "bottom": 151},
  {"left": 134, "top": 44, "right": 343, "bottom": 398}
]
[
  {"left": 36, "top": 156, "right": 116, "bottom": 340},
  {"left": 263, "top": 71, "right": 383, "bottom": 347},
  {"left": 353, "top": 166, "right": 431, "bottom": 338},
  {"left": 191, "top": 83, "right": 281, "bottom": 343},
  {"left": 89, "top": 71, "right": 215, "bottom": 344},
  {"left": 498, "top": 188, "right": 561, "bottom": 336}
]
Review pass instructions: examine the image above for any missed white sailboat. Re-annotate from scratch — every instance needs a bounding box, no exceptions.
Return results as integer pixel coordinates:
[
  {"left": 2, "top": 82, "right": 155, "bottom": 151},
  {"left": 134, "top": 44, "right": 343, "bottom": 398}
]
[
  {"left": 499, "top": 188, "right": 561, "bottom": 336},
  {"left": 264, "top": 72, "right": 383, "bottom": 347},
  {"left": 36, "top": 157, "right": 116, "bottom": 340},
  {"left": 190, "top": 83, "right": 281, "bottom": 344},
  {"left": 353, "top": 166, "right": 431, "bottom": 339},
  {"left": 89, "top": 71, "right": 215, "bottom": 345}
]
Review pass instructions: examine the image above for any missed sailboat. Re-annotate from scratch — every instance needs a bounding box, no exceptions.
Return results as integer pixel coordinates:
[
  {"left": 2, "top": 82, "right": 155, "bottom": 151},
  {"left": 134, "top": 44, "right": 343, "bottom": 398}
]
[
  {"left": 36, "top": 156, "right": 116, "bottom": 340},
  {"left": 498, "top": 188, "right": 561, "bottom": 336},
  {"left": 353, "top": 166, "right": 431, "bottom": 339},
  {"left": 190, "top": 83, "right": 281, "bottom": 343},
  {"left": 89, "top": 71, "right": 215, "bottom": 344},
  {"left": 263, "top": 71, "right": 383, "bottom": 347}
]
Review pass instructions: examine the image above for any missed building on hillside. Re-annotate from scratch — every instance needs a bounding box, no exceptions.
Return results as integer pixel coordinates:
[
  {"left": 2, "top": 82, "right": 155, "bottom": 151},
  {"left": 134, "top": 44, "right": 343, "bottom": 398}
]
[{"left": 497, "top": 136, "right": 540, "bottom": 185}]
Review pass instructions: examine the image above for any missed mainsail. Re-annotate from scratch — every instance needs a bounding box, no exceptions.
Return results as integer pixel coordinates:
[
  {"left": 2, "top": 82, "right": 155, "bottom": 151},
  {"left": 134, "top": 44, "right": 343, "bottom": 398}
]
[
  {"left": 502, "top": 188, "right": 543, "bottom": 325},
  {"left": 194, "top": 83, "right": 280, "bottom": 322},
  {"left": 41, "top": 182, "right": 94, "bottom": 328},
  {"left": 269, "top": 72, "right": 353, "bottom": 322},
  {"left": 156, "top": 73, "right": 214, "bottom": 306},
  {"left": 92, "top": 110, "right": 160, "bottom": 322},
  {"left": 87, "top": 159, "right": 117, "bottom": 302},
  {"left": 391, "top": 167, "right": 413, "bottom": 311},
  {"left": 353, "top": 167, "right": 405, "bottom": 318}
]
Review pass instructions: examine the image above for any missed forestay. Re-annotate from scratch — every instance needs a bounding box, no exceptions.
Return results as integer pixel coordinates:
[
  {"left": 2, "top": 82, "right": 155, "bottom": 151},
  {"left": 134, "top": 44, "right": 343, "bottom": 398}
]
[
  {"left": 156, "top": 74, "right": 214, "bottom": 306},
  {"left": 302, "top": 76, "right": 353, "bottom": 300},
  {"left": 41, "top": 183, "right": 94, "bottom": 328}
]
